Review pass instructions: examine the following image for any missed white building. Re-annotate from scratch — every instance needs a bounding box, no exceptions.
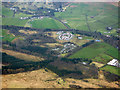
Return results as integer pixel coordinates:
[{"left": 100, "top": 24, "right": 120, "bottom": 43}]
[
  {"left": 107, "top": 59, "right": 120, "bottom": 67},
  {"left": 77, "top": 36, "right": 82, "bottom": 39},
  {"left": 82, "top": 62, "right": 87, "bottom": 65}
]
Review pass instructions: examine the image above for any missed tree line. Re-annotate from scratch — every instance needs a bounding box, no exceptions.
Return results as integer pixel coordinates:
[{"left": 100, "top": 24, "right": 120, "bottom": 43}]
[{"left": 2, "top": 25, "right": 119, "bottom": 51}]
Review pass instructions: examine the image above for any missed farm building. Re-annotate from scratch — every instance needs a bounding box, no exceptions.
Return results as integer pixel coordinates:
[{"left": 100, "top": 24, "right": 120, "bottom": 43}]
[
  {"left": 106, "top": 27, "right": 112, "bottom": 30},
  {"left": 77, "top": 36, "right": 82, "bottom": 39},
  {"left": 95, "top": 40, "right": 101, "bottom": 42},
  {"left": 107, "top": 59, "right": 120, "bottom": 67}
]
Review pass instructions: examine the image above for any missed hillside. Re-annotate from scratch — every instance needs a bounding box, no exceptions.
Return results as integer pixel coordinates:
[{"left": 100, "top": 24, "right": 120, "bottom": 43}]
[{"left": 1, "top": 2, "right": 120, "bottom": 89}]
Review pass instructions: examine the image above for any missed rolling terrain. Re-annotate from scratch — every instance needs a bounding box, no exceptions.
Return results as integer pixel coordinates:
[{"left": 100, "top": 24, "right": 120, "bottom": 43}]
[{"left": 1, "top": 2, "right": 120, "bottom": 88}]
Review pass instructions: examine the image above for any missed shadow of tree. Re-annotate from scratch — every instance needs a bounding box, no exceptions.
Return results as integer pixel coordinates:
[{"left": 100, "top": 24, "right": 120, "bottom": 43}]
[
  {"left": 2, "top": 53, "right": 53, "bottom": 75},
  {"left": 2, "top": 52, "right": 98, "bottom": 81},
  {"left": 2, "top": 52, "right": 120, "bottom": 82}
]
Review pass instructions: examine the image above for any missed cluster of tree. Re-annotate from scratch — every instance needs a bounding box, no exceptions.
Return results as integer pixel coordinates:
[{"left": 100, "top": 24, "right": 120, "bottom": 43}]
[
  {"left": 25, "top": 33, "right": 57, "bottom": 44},
  {"left": 103, "top": 70, "right": 120, "bottom": 82},
  {"left": 2, "top": 2, "right": 16, "bottom": 8},
  {"left": 2, "top": 52, "right": 54, "bottom": 74},
  {"left": 46, "top": 64, "right": 82, "bottom": 77},
  {"left": 69, "top": 85, "right": 82, "bottom": 89},
  {"left": 34, "top": 7, "right": 55, "bottom": 16},
  {"left": 53, "top": 2, "right": 67, "bottom": 12},
  {"left": 2, "top": 25, "right": 44, "bottom": 32},
  {"left": 47, "top": 61, "right": 98, "bottom": 79},
  {"left": 2, "top": 39, "right": 59, "bottom": 61},
  {"left": 61, "top": 58, "right": 92, "bottom": 64}
]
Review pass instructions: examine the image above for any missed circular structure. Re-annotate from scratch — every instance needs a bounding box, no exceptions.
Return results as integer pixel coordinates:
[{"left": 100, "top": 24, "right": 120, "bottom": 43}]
[{"left": 58, "top": 32, "right": 73, "bottom": 40}]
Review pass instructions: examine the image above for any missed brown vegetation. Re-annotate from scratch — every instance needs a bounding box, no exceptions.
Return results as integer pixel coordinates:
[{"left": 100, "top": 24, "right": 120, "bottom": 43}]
[
  {"left": 2, "top": 49, "right": 44, "bottom": 62},
  {"left": 19, "top": 30, "right": 38, "bottom": 35}
]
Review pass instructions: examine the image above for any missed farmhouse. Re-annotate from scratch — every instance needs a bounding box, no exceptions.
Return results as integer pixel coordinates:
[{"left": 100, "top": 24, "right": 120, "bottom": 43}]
[{"left": 107, "top": 59, "right": 120, "bottom": 67}]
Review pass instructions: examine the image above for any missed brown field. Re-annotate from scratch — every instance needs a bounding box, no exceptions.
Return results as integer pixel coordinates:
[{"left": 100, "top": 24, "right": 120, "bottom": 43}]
[
  {"left": 32, "top": 39, "right": 41, "bottom": 42},
  {"left": 70, "top": 37, "right": 90, "bottom": 46},
  {"left": 2, "top": 49, "right": 44, "bottom": 62},
  {"left": 2, "top": 65, "right": 119, "bottom": 88},
  {"left": 45, "top": 43, "right": 63, "bottom": 47},
  {"left": 91, "top": 62, "right": 105, "bottom": 68},
  {"left": 19, "top": 30, "right": 38, "bottom": 35},
  {"left": 2, "top": 69, "right": 69, "bottom": 88}
]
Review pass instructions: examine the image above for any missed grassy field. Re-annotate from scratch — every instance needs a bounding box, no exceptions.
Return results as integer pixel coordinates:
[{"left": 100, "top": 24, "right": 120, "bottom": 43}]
[
  {"left": 105, "top": 46, "right": 120, "bottom": 60},
  {"left": 15, "top": 13, "right": 32, "bottom": 18},
  {"left": 2, "top": 7, "right": 14, "bottom": 17},
  {"left": 2, "top": 29, "right": 15, "bottom": 42},
  {"left": 2, "top": 17, "right": 28, "bottom": 26},
  {"left": 100, "top": 65, "right": 120, "bottom": 76},
  {"left": 30, "top": 17, "right": 66, "bottom": 29},
  {"left": 55, "top": 3, "right": 118, "bottom": 35},
  {"left": 92, "top": 53, "right": 113, "bottom": 64},
  {"left": 69, "top": 42, "right": 119, "bottom": 61}
]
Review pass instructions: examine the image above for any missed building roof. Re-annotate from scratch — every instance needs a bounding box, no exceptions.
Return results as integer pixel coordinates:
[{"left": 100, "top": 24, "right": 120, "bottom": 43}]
[{"left": 107, "top": 59, "right": 120, "bottom": 67}]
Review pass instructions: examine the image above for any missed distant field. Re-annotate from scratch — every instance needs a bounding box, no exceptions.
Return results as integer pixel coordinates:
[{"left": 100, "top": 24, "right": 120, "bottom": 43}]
[
  {"left": 69, "top": 42, "right": 119, "bottom": 61},
  {"left": 2, "top": 29, "right": 15, "bottom": 42},
  {"left": 2, "top": 17, "right": 28, "bottom": 26},
  {"left": 2, "top": 7, "right": 14, "bottom": 17},
  {"left": 100, "top": 65, "right": 120, "bottom": 76},
  {"left": 55, "top": 3, "right": 118, "bottom": 35},
  {"left": 30, "top": 17, "right": 66, "bottom": 29}
]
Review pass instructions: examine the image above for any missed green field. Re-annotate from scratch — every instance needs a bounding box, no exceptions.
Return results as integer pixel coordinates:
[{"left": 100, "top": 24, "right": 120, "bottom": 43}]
[
  {"left": 2, "top": 7, "right": 14, "bottom": 17},
  {"left": 69, "top": 42, "right": 119, "bottom": 61},
  {"left": 2, "top": 17, "right": 28, "bottom": 26},
  {"left": 30, "top": 17, "right": 66, "bottom": 29},
  {"left": 55, "top": 3, "right": 118, "bottom": 35},
  {"left": 92, "top": 53, "right": 113, "bottom": 64},
  {"left": 100, "top": 65, "right": 120, "bottom": 76},
  {"left": 2, "top": 29, "right": 15, "bottom": 42},
  {"left": 106, "top": 46, "right": 120, "bottom": 60},
  {"left": 15, "top": 13, "right": 32, "bottom": 18}
]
